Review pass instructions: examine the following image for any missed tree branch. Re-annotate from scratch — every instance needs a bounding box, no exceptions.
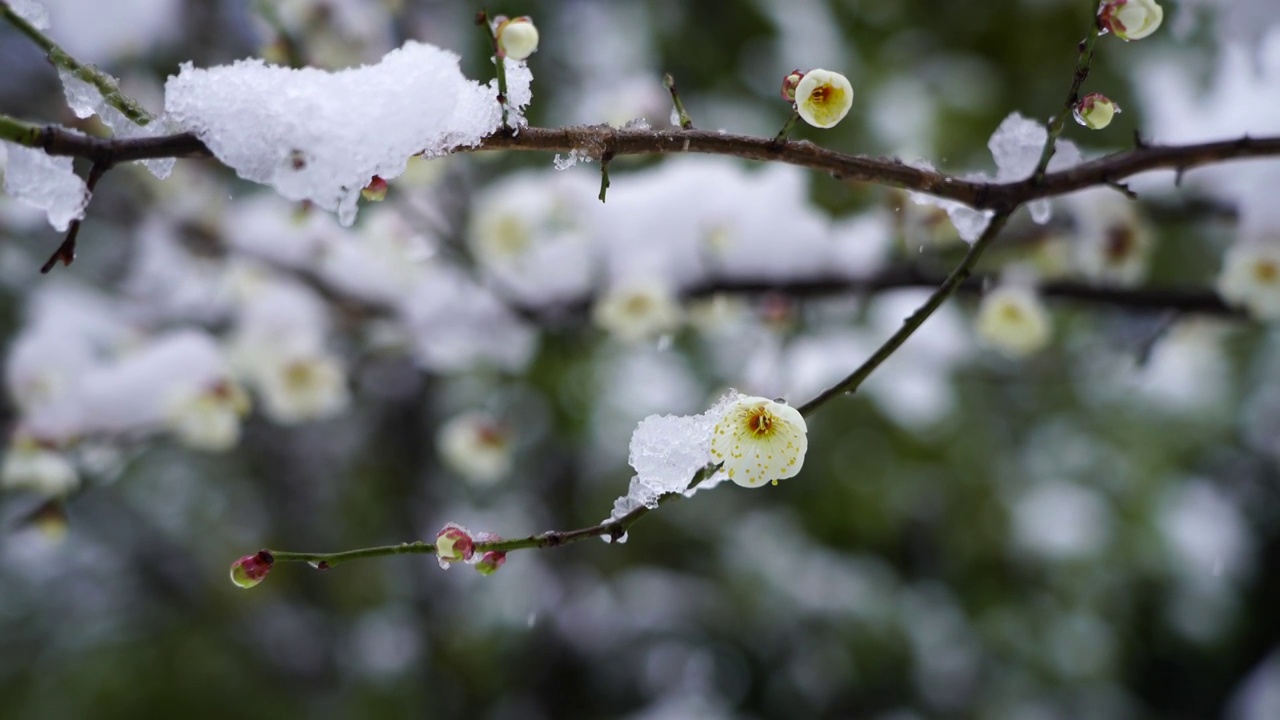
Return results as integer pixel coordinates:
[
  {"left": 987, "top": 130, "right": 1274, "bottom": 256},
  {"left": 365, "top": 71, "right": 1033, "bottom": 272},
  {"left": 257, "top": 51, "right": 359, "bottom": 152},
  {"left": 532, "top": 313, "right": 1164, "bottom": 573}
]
[{"left": 6, "top": 121, "right": 1278, "bottom": 210}]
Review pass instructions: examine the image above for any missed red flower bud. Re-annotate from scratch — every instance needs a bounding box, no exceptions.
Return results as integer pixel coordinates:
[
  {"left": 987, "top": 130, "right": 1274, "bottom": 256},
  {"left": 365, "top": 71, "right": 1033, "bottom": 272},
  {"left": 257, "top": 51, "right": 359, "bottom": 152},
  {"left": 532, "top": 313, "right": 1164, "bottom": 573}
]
[{"left": 230, "top": 550, "right": 274, "bottom": 589}]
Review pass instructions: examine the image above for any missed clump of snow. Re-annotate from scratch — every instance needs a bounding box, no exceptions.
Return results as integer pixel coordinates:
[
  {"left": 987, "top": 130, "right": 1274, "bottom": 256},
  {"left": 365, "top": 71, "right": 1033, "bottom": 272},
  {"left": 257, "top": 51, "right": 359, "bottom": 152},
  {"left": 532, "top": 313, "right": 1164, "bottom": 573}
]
[
  {"left": 609, "top": 390, "right": 740, "bottom": 522},
  {"left": 910, "top": 112, "right": 1081, "bottom": 241},
  {"left": 58, "top": 68, "right": 174, "bottom": 178},
  {"left": 10, "top": 0, "right": 50, "bottom": 29},
  {"left": 0, "top": 141, "right": 89, "bottom": 231},
  {"left": 163, "top": 42, "right": 533, "bottom": 226}
]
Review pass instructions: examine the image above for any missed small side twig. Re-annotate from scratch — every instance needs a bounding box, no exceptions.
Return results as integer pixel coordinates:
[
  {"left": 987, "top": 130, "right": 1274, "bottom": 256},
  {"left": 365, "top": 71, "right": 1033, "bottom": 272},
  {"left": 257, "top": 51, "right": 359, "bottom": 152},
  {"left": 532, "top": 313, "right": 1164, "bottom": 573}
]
[
  {"left": 476, "top": 10, "right": 509, "bottom": 129},
  {"left": 40, "top": 160, "right": 112, "bottom": 273},
  {"left": 663, "top": 73, "right": 694, "bottom": 130}
]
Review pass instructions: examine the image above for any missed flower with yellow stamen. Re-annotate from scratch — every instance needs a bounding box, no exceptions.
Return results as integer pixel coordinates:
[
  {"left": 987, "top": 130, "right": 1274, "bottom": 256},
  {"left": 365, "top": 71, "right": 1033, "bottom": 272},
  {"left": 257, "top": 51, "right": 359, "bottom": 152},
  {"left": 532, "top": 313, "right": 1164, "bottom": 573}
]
[
  {"left": 710, "top": 395, "right": 808, "bottom": 488},
  {"left": 793, "top": 69, "right": 854, "bottom": 129}
]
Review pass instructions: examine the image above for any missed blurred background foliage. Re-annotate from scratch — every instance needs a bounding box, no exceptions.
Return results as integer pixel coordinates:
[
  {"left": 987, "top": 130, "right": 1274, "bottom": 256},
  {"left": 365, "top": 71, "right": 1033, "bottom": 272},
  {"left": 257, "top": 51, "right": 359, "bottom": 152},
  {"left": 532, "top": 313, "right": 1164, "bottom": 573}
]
[{"left": 1, "top": 1, "right": 1278, "bottom": 719}]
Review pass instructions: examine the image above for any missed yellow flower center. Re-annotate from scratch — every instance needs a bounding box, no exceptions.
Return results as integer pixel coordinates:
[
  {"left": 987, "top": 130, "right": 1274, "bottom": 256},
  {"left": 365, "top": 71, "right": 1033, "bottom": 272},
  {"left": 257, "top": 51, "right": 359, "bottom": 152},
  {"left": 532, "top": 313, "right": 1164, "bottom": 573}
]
[
  {"left": 745, "top": 406, "right": 775, "bottom": 437},
  {"left": 623, "top": 294, "right": 654, "bottom": 316},
  {"left": 284, "top": 361, "right": 317, "bottom": 391},
  {"left": 1000, "top": 302, "right": 1026, "bottom": 323},
  {"left": 1254, "top": 259, "right": 1278, "bottom": 284},
  {"left": 1105, "top": 225, "right": 1136, "bottom": 263}
]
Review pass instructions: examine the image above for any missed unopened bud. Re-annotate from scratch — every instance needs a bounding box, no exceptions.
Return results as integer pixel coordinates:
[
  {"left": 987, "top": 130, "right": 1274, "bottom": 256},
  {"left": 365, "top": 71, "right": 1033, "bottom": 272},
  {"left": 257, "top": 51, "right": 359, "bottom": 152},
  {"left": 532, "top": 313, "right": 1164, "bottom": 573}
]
[
  {"left": 1073, "top": 93, "right": 1120, "bottom": 130},
  {"left": 475, "top": 550, "right": 507, "bottom": 575},
  {"left": 496, "top": 16, "right": 539, "bottom": 61},
  {"left": 361, "top": 176, "right": 389, "bottom": 202},
  {"left": 1097, "top": 0, "right": 1164, "bottom": 41},
  {"left": 230, "top": 550, "right": 274, "bottom": 589},
  {"left": 435, "top": 522, "right": 475, "bottom": 567},
  {"left": 780, "top": 69, "right": 805, "bottom": 102}
]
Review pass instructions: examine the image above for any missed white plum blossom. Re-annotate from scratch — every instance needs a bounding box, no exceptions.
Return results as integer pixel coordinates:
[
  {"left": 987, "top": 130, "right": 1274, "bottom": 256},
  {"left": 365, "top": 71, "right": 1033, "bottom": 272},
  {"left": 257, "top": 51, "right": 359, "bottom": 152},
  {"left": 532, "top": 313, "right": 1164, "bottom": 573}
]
[
  {"left": 709, "top": 395, "right": 808, "bottom": 488},
  {"left": 976, "top": 285, "right": 1052, "bottom": 359},
  {"left": 1217, "top": 240, "right": 1280, "bottom": 320},
  {"left": 166, "top": 380, "right": 251, "bottom": 452},
  {"left": 1099, "top": 0, "right": 1165, "bottom": 42},
  {"left": 254, "top": 352, "right": 351, "bottom": 424},
  {"left": 437, "top": 412, "right": 513, "bottom": 485},
  {"left": 593, "top": 278, "right": 684, "bottom": 343},
  {"left": 1067, "top": 189, "right": 1155, "bottom": 286},
  {"left": 793, "top": 69, "right": 854, "bottom": 129},
  {"left": 496, "top": 17, "right": 539, "bottom": 61},
  {"left": 1, "top": 439, "right": 79, "bottom": 497}
]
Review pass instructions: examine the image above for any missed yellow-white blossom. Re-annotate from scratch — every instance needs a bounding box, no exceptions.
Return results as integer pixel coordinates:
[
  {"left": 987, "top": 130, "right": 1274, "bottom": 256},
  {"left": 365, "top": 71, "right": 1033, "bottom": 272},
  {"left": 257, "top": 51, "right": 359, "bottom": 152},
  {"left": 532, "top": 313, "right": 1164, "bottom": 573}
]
[
  {"left": 794, "top": 69, "right": 854, "bottom": 129},
  {"left": 437, "top": 412, "right": 512, "bottom": 485},
  {"left": 496, "top": 17, "right": 539, "bottom": 61},
  {"left": 1099, "top": 0, "right": 1164, "bottom": 41},
  {"left": 1069, "top": 192, "right": 1155, "bottom": 287},
  {"left": 710, "top": 396, "right": 808, "bottom": 488},
  {"left": 256, "top": 352, "right": 351, "bottom": 424},
  {"left": 592, "top": 278, "right": 683, "bottom": 343},
  {"left": 976, "top": 286, "right": 1053, "bottom": 358},
  {"left": 166, "top": 380, "right": 251, "bottom": 452},
  {"left": 1, "top": 439, "right": 78, "bottom": 497},
  {"left": 1217, "top": 241, "right": 1280, "bottom": 320}
]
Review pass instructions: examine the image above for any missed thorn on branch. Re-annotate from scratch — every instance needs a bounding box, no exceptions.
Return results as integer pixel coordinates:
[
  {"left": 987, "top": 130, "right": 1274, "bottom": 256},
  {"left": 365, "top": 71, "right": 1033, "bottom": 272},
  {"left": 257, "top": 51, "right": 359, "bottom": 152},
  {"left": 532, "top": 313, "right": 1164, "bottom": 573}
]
[
  {"left": 1106, "top": 180, "right": 1139, "bottom": 200},
  {"left": 598, "top": 152, "right": 612, "bottom": 203},
  {"left": 41, "top": 160, "right": 111, "bottom": 274},
  {"left": 1133, "top": 130, "right": 1149, "bottom": 150}
]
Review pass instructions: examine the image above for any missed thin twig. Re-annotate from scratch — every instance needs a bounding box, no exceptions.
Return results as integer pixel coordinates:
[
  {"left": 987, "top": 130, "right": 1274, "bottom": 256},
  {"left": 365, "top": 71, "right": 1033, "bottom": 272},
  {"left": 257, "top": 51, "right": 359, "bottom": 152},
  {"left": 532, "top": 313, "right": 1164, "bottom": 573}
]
[
  {"left": 663, "top": 73, "right": 694, "bottom": 130},
  {"left": 0, "top": 1, "right": 153, "bottom": 125},
  {"left": 796, "top": 210, "right": 1014, "bottom": 417},
  {"left": 40, "top": 160, "right": 111, "bottom": 273}
]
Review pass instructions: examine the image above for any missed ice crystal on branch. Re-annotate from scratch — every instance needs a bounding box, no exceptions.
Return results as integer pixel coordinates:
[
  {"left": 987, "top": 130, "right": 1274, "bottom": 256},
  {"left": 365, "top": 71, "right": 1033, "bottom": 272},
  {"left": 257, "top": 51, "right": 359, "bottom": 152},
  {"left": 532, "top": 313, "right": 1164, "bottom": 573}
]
[
  {"left": 0, "top": 141, "right": 89, "bottom": 232},
  {"left": 910, "top": 113, "right": 1081, "bottom": 241},
  {"left": 610, "top": 392, "right": 742, "bottom": 521},
  {"left": 163, "top": 41, "right": 534, "bottom": 225}
]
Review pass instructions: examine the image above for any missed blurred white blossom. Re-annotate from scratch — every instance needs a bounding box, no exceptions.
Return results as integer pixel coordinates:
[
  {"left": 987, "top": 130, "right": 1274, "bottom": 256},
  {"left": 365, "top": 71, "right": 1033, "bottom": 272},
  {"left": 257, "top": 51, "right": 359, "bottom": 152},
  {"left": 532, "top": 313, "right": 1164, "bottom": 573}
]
[
  {"left": 976, "top": 285, "right": 1052, "bottom": 358},
  {"left": 437, "top": 412, "right": 513, "bottom": 485}
]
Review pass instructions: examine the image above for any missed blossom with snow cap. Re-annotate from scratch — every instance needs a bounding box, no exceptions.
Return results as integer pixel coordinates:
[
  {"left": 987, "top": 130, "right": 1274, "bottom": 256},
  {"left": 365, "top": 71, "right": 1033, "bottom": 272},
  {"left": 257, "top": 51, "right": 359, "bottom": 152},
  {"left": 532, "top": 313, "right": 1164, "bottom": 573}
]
[
  {"left": 793, "top": 69, "right": 854, "bottom": 129},
  {"left": 976, "top": 285, "right": 1053, "bottom": 358},
  {"left": 1098, "top": 0, "right": 1164, "bottom": 41},
  {"left": 710, "top": 396, "right": 808, "bottom": 488},
  {"left": 496, "top": 16, "right": 539, "bottom": 61},
  {"left": 1073, "top": 93, "right": 1120, "bottom": 130},
  {"left": 1217, "top": 241, "right": 1280, "bottom": 320}
]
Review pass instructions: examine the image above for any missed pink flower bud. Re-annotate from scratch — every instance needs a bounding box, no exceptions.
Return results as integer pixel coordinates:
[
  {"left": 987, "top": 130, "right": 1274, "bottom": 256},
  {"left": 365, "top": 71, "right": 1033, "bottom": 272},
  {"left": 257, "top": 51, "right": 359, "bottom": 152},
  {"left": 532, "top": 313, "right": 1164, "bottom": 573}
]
[
  {"left": 230, "top": 550, "right": 274, "bottom": 589},
  {"left": 361, "top": 176, "right": 389, "bottom": 202},
  {"left": 475, "top": 550, "right": 507, "bottom": 576},
  {"left": 435, "top": 523, "right": 475, "bottom": 567},
  {"left": 780, "top": 69, "right": 805, "bottom": 102}
]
